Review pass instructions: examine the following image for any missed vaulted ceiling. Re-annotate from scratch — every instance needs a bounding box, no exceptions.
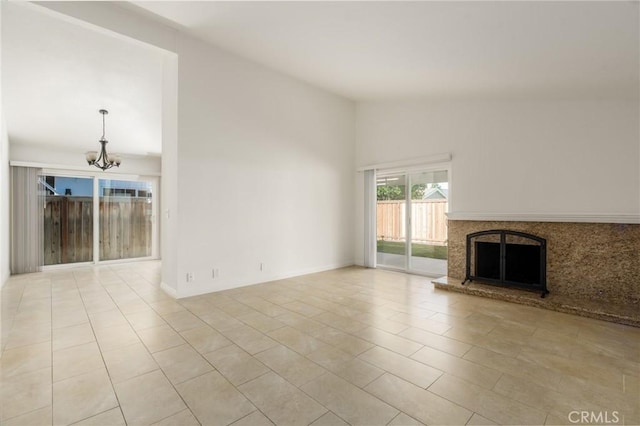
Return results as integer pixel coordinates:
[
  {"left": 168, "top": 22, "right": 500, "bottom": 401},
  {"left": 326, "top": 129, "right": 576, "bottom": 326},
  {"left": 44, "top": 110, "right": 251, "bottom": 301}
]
[
  {"left": 3, "top": 1, "right": 638, "bottom": 156},
  {"left": 131, "top": 1, "right": 639, "bottom": 100}
]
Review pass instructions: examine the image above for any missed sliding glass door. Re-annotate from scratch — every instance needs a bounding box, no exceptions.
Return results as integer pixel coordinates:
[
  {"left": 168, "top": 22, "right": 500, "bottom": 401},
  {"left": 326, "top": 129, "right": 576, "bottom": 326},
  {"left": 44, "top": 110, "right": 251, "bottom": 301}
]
[
  {"left": 407, "top": 170, "right": 448, "bottom": 276},
  {"left": 42, "top": 175, "right": 94, "bottom": 265},
  {"left": 40, "top": 172, "right": 157, "bottom": 266},
  {"left": 376, "top": 174, "right": 407, "bottom": 269},
  {"left": 376, "top": 168, "right": 449, "bottom": 276},
  {"left": 99, "top": 179, "right": 154, "bottom": 261}
]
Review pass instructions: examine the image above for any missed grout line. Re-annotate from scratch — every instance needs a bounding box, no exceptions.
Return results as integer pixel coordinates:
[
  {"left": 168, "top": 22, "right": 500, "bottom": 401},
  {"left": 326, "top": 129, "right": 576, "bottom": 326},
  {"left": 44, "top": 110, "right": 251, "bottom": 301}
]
[
  {"left": 72, "top": 266, "right": 128, "bottom": 425},
  {"left": 7, "top": 261, "right": 639, "bottom": 426},
  {"left": 99, "top": 267, "right": 197, "bottom": 424}
]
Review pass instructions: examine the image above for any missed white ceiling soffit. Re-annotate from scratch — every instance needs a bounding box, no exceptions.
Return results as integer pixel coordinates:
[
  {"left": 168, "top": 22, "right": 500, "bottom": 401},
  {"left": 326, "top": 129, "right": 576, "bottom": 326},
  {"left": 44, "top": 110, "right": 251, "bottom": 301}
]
[
  {"left": 131, "top": 1, "right": 639, "bottom": 101},
  {"left": 3, "top": 2, "right": 165, "bottom": 155}
]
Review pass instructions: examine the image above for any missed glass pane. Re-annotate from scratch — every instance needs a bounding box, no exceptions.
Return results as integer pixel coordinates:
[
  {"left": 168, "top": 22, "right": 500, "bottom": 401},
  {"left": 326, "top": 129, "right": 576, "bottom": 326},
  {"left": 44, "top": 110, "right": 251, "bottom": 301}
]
[
  {"left": 376, "top": 174, "right": 406, "bottom": 269},
  {"left": 409, "top": 170, "right": 448, "bottom": 276},
  {"left": 99, "top": 179, "right": 153, "bottom": 261},
  {"left": 42, "top": 175, "right": 94, "bottom": 265}
]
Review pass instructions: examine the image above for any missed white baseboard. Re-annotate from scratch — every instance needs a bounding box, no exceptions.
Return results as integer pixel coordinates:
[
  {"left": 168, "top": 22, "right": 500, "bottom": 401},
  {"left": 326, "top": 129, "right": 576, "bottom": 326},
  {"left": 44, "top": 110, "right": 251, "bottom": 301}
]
[
  {"left": 175, "top": 260, "right": 355, "bottom": 299},
  {"left": 160, "top": 281, "right": 178, "bottom": 299},
  {"left": 273, "top": 260, "right": 355, "bottom": 282}
]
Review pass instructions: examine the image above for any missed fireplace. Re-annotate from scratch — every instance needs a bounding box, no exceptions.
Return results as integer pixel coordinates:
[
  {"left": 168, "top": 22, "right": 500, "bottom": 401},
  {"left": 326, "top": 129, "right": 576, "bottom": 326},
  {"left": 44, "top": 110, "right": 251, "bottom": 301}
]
[{"left": 463, "top": 229, "right": 548, "bottom": 297}]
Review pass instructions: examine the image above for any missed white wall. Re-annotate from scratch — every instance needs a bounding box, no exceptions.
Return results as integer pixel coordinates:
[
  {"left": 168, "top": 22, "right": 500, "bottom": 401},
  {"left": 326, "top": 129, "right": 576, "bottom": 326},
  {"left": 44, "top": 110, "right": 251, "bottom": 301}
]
[
  {"left": 10, "top": 143, "right": 161, "bottom": 177},
  {"left": 160, "top": 53, "right": 179, "bottom": 296},
  {"left": 0, "top": 1, "right": 9, "bottom": 287},
  {"left": 0, "top": 114, "right": 9, "bottom": 288},
  {"left": 175, "top": 35, "right": 355, "bottom": 297},
  {"left": 354, "top": 99, "right": 639, "bottom": 264},
  {"left": 357, "top": 99, "right": 639, "bottom": 214}
]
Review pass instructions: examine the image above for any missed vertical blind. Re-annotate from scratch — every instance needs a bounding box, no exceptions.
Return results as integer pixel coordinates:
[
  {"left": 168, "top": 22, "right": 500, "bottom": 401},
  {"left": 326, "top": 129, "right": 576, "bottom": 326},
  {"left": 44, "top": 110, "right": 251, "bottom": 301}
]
[
  {"left": 10, "top": 166, "right": 44, "bottom": 274},
  {"left": 363, "top": 169, "right": 377, "bottom": 268}
]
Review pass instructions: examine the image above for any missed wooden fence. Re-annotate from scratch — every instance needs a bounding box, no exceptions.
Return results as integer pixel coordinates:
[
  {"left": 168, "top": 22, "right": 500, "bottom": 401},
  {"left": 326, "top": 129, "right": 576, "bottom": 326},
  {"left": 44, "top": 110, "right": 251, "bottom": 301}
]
[
  {"left": 377, "top": 200, "right": 447, "bottom": 245},
  {"left": 43, "top": 196, "right": 152, "bottom": 265},
  {"left": 100, "top": 197, "right": 153, "bottom": 261}
]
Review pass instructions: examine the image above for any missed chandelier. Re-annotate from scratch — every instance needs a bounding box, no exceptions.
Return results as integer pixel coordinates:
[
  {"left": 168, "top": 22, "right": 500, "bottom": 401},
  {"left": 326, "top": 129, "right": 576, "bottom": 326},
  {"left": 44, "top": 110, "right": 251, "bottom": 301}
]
[{"left": 86, "top": 109, "right": 121, "bottom": 170}]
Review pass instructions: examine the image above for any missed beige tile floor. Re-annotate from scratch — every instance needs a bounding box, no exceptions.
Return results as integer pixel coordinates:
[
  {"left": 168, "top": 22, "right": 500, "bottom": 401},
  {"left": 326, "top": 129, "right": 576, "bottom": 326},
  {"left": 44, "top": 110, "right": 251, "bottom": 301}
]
[{"left": 1, "top": 261, "right": 638, "bottom": 425}]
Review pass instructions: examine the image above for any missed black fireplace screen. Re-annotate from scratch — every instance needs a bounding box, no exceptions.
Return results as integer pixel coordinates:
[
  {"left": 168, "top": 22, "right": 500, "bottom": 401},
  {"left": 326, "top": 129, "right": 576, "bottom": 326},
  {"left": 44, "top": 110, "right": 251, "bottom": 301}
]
[{"left": 463, "top": 230, "right": 548, "bottom": 297}]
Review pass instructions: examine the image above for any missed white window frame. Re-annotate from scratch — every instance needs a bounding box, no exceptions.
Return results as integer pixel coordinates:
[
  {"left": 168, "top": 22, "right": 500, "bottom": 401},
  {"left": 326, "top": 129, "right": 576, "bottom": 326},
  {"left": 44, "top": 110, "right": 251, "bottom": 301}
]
[{"left": 39, "top": 168, "right": 159, "bottom": 268}]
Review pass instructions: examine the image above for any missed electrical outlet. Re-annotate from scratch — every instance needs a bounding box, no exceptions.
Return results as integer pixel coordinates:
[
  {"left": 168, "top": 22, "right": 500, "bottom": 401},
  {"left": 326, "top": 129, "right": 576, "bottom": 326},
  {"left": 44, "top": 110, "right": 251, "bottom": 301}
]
[
  {"left": 186, "top": 272, "right": 194, "bottom": 282},
  {"left": 260, "top": 262, "right": 264, "bottom": 272},
  {"left": 212, "top": 268, "right": 219, "bottom": 278}
]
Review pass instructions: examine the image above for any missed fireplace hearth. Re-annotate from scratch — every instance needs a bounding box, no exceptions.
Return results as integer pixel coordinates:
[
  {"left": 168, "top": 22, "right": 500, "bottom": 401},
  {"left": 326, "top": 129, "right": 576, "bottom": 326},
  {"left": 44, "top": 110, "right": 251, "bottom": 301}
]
[
  {"left": 438, "top": 219, "right": 639, "bottom": 326},
  {"left": 462, "top": 229, "right": 548, "bottom": 297}
]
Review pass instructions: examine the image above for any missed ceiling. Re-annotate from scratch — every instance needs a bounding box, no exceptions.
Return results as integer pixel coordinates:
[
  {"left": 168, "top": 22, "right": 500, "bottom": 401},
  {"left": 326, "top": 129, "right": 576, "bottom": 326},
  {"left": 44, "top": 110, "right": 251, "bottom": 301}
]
[
  {"left": 3, "top": 1, "right": 638, "bottom": 157},
  {"left": 131, "top": 1, "right": 639, "bottom": 101},
  {"left": 2, "top": 2, "right": 165, "bottom": 156}
]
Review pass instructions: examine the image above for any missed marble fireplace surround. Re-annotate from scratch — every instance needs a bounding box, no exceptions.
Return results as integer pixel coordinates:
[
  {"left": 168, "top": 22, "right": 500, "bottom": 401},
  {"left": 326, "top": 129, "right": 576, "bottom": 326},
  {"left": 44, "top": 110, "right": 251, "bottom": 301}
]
[{"left": 437, "top": 217, "right": 640, "bottom": 326}]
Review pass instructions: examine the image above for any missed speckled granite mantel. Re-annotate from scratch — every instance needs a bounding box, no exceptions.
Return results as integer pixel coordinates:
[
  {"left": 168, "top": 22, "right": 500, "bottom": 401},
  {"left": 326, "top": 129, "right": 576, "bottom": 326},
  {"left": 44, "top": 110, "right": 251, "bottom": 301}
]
[{"left": 446, "top": 220, "right": 640, "bottom": 307}]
